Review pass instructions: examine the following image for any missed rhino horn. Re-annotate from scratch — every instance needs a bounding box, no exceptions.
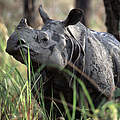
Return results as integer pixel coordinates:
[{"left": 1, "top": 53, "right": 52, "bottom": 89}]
[
  {"left": 39, "top": 5, "right": 51, "bottom": 24},
  {"left": 17, "top": 18, "right": 28, "bottom": 29}
]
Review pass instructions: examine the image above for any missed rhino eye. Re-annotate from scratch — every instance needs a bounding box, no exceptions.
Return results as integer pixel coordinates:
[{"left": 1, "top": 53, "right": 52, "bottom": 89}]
[
  {"left": 41, "top": 38, "right": 49, "bottom": 46},
  {"left": 35, "top": 33, "right": 48, "bottom": 44},
  {"left": 41, "top": 38, "right": 48, "bottom": 42}
]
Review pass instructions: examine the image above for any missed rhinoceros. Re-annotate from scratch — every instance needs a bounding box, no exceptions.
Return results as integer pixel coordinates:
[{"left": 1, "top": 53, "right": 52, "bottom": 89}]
[{"left": 6, "top": 5, "right": 120, "bottom": 118}]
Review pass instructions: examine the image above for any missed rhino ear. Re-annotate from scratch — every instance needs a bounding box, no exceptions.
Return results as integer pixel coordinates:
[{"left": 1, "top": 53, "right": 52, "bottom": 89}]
[
  {"left": 63, "top": 9, "right": 83, "bottom": 27},
  {"left": 17, "top": 18, "right": 28, "bottom": 29},
  {"left": 39, "top": 5, "right": 51, "bottom": 24}
]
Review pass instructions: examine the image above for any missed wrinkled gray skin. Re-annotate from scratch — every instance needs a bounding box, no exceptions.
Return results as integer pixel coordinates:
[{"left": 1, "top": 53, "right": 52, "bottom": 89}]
[{"left": 6, "top": 5, "right": 120, "bottom": 118}]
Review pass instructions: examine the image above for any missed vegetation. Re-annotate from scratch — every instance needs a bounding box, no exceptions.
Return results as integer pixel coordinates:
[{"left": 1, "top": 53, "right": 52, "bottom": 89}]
[{"left": 0, "top": 0, "right": 120, "bottom": 119}]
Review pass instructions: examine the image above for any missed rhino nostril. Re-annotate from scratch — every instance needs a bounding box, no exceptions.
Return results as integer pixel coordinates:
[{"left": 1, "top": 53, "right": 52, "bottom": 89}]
[{"left": 17, "top": 39, "right": 26, "bottom": 46}]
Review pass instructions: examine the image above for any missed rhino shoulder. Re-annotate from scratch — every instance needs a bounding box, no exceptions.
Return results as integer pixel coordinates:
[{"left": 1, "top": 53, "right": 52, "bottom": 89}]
[
  {"left": 85, "top": 34, "right": 115, "bottom": 97},
  {"left": 94, "top": 31, "right": 120, "bottom": 87}
]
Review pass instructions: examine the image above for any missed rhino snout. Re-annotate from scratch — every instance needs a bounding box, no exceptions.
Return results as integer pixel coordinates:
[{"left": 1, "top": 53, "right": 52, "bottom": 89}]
[
  {"left": 6, "top": 34, "right": 27, "bottom": 55},
  {"left": 6, "top": 35, "right": 18, "bottom": 54}
]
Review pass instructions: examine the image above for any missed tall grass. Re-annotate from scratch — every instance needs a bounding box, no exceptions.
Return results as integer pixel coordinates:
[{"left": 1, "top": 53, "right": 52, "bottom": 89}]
[{"left": 0, "top": 23, "right": 120, "bottom": 120}]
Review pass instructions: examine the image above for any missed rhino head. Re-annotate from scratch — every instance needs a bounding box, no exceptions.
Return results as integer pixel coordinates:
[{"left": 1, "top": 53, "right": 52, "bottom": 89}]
[{"left": 6, "top": 5, "right": 84, "bottom": 70}]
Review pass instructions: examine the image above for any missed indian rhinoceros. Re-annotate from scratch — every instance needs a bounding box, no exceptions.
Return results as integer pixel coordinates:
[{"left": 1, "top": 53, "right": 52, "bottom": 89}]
[{"left": 6, "top": 5, "right": 120, "bottom": 118}]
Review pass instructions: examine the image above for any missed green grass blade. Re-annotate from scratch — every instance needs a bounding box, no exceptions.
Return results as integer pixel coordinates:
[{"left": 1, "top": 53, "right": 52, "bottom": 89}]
[
  {"left": 60, "top": 94, "right": 71, "bottom": 120},
  {"left": 77, "top": 78, "right": 95, "bottom": 113},
  {"left": 72, "top": 79, "right": 77, "bottom": 120}
]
